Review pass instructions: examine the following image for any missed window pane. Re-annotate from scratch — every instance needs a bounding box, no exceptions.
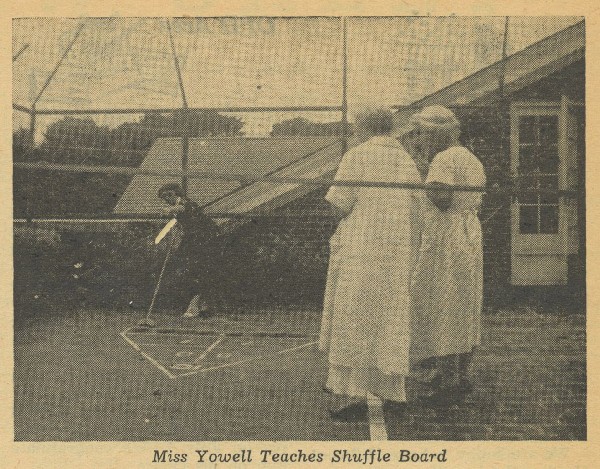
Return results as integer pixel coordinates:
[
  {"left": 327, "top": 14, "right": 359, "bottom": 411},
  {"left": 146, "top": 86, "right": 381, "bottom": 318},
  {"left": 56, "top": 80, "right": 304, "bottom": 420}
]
[
  {"left": 540, "top": 205, "right": 559, "bottom": 233},
  {"left": 540, "top": 176, "right": 559, "bottom": 204},
  {"left": 518, "top": 175, "right": 538, "bottom": 204},
  {"left": 518, "top": 144, "right": 537, "bottom": 173},
  {"left": 538, "top": 144, "right": 559, "bottom": 174},
  {"left": 539, "top": 115, "right": 558, "bottom": 145},
  {"left": 519, "top": 116, "right": 536, "bottom": 144},
  {"left": 520, "top": 206, "right": 538, "bottom": 233}
]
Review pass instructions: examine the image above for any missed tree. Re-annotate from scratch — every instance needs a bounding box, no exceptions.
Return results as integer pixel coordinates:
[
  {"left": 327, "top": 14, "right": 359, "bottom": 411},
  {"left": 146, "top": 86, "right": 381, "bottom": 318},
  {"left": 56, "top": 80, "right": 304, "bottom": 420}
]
[
  {"left": 35, "top": 111, "right": 246, "bottom": 166},
  {"left": 270, "top": 117, "right": 351, "bottom": 137},
  {"left": 137, "top": 110, "right": 245, "bottom": 139},
  {"left": 13, "top": 128, "right": 33, "bottom": 161},
  {"left": 111, "top": 110, "right": 245, "bottom": 165},
  {"left": 39, "top": 117, "right": 112, "bottom": 164}
]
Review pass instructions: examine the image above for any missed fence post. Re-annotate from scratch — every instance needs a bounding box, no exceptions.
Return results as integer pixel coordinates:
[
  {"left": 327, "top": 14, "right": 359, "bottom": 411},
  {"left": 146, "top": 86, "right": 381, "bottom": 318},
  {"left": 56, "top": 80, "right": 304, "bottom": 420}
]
[
  {"left": 341, "top": 16, "right": 348, "bottom": 156},
  {"left": 29, "top": 107, "right": 36, "bottom": 150},
  {"left": 166, "top": 18, "right": 190, "bottom": 195}
]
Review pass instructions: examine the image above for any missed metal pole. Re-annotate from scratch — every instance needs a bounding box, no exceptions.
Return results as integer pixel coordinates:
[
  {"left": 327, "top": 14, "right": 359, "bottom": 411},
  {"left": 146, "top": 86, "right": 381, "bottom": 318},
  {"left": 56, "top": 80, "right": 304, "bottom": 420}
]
[
  {"left": 29, "top": 107, "right": 36, "bottom": 150},
  {"left": 341, "top": 16, "right": 349, "bottom": 155},
  {"left": 166, "top": 19, "right": 188, "bottom": 108},
  {"left": 499, "top": 17, "right": 510, "bottom": 187},
  {"left": 181, "top": 130, "right": 190, "bottom": 195},
  {"left": 21, "top": 107, "right": 37, "bottom": 219},
  {"left": 30, "top": 105, "right": 343, "bottom": 115},
  {"left": 12, "top": 104, "right": 32, "bottom": 114},
  {"left": 498, "top": 17, "right": 512, "bottom": 286},
  {"left": 577, "top": 105, "right": 585, "bottom": 295},
  {"left": 498, "top": 16, "right": 510, "bottom": 98},
  {"left": 166, "top": 18, "right": 190, "bottom": 195},
  {"left": 15, "top": 161, "right": 578, "bottom": 196},
  {"left": 13, "top": 43, "right": 29, "bottom": 62}
]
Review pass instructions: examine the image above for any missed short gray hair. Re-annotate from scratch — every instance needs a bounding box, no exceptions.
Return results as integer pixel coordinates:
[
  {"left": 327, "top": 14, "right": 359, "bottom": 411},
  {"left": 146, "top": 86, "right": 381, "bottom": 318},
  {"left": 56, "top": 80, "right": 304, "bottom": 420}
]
[{"left": 354, "top": 108, "right": 394, "bottom": 135}]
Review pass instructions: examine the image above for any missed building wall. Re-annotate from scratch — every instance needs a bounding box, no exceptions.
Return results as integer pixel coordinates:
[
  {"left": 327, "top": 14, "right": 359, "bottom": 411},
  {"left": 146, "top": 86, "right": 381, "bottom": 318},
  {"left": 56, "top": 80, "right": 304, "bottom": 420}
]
[{"left": 455, "top": 58, "right": 584, "bottom": 296}]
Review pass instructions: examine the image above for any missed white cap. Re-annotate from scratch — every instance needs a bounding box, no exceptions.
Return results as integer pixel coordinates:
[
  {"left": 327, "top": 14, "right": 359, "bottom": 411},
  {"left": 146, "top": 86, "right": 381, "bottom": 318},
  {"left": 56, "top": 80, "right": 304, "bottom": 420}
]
[{"left": 410, "top": 105, "right": 460, "bottom": 131}]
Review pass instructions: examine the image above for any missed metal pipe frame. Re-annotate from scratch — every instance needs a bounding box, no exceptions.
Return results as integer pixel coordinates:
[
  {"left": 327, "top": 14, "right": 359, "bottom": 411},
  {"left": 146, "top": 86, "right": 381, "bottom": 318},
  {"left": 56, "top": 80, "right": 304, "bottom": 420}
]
[
  {"left": 165, "top": 18, "right": 190, "bottom": 195},
  {"left": 13, "top": 213, "right": 335, "bottom": 222},
  {"left": 12, "top": 103, "right": 32, "bottom": 114},
  {"left": 340, "top": 16, "right": 348, "bottom": 156},
  {"left": 498, "top": 16, "right": 510, "bottom": 97},
  {"left": 23, "top": 105, "right": 344, "bottom": 115},
  {"left": 12, "top": 161, "right": 577, "bottom": 196},
  {"left": 13, "top": 43, "right": 29, "bottom": 62}
]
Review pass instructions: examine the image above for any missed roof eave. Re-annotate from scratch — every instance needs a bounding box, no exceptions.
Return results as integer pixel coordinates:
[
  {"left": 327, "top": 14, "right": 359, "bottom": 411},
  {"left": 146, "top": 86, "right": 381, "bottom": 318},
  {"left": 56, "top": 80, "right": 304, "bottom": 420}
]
[{"left": 392, "top": 20, "right": 584, "bottom": 115}]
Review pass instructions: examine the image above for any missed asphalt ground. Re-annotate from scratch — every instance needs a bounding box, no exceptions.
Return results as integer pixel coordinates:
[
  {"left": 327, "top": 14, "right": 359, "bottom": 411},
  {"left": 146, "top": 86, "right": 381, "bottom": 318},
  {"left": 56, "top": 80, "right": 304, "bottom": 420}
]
[{"left": 14, "top": 307, "right": 585, "bottom": 440}]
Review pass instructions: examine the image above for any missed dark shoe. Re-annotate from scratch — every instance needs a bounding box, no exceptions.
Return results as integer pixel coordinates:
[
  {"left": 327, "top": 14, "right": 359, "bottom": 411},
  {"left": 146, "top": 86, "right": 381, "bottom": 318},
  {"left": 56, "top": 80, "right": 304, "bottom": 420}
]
[
  {"left": 329, "top": 401, "right": 368, "bottom": 422},
  {"left": 198, "top": 308, "right": 214, "bottom": 319},
  {"left": 419, "top": 387, "right": 463, "bottom": 408}
]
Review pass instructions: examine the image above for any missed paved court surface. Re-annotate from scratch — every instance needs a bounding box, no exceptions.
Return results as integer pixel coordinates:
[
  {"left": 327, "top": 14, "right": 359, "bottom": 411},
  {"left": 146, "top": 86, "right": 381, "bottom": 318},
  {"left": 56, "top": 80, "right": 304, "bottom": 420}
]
[{"left": 14, "top": 307, "right": 585, "bottom": 440}]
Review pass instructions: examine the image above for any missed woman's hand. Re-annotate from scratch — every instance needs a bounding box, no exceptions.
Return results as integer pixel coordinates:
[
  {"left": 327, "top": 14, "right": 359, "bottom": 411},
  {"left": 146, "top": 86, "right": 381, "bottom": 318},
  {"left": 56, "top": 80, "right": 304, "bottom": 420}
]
[
  {"left": 427, "top": 182, "right": 452, "bottom": 211},
  {"left": 163, "top": 204, "right": 185, "bottom": 216}
]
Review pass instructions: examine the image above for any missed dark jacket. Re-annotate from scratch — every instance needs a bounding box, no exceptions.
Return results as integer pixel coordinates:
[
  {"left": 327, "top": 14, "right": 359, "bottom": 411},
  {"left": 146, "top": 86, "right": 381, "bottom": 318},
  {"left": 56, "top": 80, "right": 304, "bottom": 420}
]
[{"left": 175, "top": 199, "right": 220, "bottom": 247}]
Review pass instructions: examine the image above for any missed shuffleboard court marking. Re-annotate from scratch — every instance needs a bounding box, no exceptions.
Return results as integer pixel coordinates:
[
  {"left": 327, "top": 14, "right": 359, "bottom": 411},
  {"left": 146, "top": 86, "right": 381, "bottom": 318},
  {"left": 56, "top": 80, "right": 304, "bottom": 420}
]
[
  {"left": 171, "top": 364, "right": 195, "bottom": 370},
  {"left": 127, "top": 326, "right": 319, "bottom": 339},
  {"left": 366, "top": 393, "right": 388, "bottom": 441},
  {"left": 120, "top": 327, "right": 177, "bottom": 379},
  {"left": 192, "top": 334, "right": 226, "bottom": 364},
  {"left": 121, "top": 327, "right": 318, "bottom": 379},
  {"left": 175, "top": 340, "right": 318, "bottom": 377}
]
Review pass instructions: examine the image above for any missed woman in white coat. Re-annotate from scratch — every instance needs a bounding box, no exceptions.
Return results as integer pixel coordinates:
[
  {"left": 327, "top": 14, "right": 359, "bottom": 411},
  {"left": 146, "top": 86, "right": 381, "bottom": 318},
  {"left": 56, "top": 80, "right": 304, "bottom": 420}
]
[
  {"left": 319, "top": 108, "right": 423, "bottom": 420},
  {"left": 409, "top": 106, "right": 486, "bottom": 403}
]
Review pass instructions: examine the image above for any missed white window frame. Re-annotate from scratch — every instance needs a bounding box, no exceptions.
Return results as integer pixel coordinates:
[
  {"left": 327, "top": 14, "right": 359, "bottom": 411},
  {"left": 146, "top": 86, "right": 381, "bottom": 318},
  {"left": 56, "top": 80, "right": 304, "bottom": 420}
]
[{"left": 510, "top": 101, "right": 566, "bottom": 255}]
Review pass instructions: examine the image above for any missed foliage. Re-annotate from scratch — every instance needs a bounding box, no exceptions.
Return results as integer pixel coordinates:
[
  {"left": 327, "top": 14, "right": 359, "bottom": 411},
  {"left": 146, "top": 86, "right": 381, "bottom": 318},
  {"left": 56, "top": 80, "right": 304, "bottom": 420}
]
[
  {"left": 29, "top": 111, "right": 245, "bottom": 167},
  {"left": 14, "top": 224, "right": 161, "bottom": 315},
  {"left": 270, "top": 117, "right": 351, "bottom": 137},
  {"left": 12, "top": 128, "right": 32, "bottom": 161}
]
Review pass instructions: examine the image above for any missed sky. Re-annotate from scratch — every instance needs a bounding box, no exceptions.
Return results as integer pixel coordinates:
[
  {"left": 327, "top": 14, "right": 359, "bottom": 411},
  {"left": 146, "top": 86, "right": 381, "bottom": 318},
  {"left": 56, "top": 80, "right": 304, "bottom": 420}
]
[{"left": 13, "top": 16, "right": 583, "bottom": 140}]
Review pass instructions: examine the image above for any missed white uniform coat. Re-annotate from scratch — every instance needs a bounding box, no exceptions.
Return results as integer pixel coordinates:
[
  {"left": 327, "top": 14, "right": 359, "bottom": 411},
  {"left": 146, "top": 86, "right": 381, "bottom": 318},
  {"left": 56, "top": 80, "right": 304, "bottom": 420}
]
[
  {"left": 319, "top": 136, "right": 423, "bottom": 380},
  {"left": 411, "top": 146, "right": 486, "bottom": 362}
]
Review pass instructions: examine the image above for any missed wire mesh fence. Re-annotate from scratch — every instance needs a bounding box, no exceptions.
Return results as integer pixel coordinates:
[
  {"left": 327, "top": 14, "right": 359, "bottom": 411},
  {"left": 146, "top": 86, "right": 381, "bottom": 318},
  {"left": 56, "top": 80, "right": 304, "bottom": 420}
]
[
  {"left": 12, "top": 16, "right": 585, "bottom": 441},
  {"left": 12, "top": 107, "right": 582, "bottom": 313}
]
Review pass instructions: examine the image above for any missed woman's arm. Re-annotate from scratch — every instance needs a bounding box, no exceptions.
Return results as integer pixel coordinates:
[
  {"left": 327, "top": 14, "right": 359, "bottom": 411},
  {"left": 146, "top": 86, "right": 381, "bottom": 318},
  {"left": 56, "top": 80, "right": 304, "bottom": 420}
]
[
  {"left": 425, "top": 149, "right": 455, "bottom": 212},
  {"left": 426, "top": 182, "right": 452, "bottom": 211},
  {"left": 325, "top": 148, "right": 360, "bottom": 220}
]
